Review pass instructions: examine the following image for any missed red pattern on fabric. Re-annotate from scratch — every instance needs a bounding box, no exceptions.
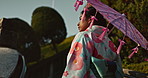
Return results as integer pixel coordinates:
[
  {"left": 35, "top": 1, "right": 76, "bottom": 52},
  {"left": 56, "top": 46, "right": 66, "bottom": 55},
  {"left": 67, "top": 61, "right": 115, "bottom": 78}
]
[
  {"left": 63, "top": 71, "right": 69, "bottom": 77},
  {"left": 86, "top": 41, "right": 94, "bottom": 54},
  {"left": 84, "top": 34, "right": 89, "bottom": 38},
  {"left": 92, "top": 47, "right": 104, "bottom": 59},
  {"left": 69, "top": 42, "right": 83, "bottom": 56},
  {"left": 68, "top": 55, "right": 84, "bottom": 70},
  {"left": 109, "top": 41, "right": 117, "bottom": 52}
]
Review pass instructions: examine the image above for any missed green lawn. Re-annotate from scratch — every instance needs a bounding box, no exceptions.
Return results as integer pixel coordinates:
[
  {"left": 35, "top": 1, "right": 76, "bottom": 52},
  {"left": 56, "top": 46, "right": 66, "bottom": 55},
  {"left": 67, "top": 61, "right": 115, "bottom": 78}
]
[{"left": 41, "top": 35, "right": 75, "bottom": 59}]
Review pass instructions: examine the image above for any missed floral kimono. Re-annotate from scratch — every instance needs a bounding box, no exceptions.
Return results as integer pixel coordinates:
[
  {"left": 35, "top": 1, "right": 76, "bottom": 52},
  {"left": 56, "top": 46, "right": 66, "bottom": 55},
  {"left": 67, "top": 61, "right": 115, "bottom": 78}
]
[{"left": 62, "top": 25, "right": 124, "bottom": 78}]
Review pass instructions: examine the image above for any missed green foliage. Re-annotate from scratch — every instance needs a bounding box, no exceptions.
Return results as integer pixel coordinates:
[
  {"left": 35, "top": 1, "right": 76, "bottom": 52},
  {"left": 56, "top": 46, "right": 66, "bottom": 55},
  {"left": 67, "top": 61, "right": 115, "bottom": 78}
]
[
  {"left": 32, "top": 6, "right": 67, "bottom": 53},
  {"left": 122, "top": 62, "right": 148, "bottom": 74},
  {"left": 136, "top": 0, "right": 148, "bottom": 25},
  {"left": 100, "top": 0, "right": 114, "bottom": 6}
]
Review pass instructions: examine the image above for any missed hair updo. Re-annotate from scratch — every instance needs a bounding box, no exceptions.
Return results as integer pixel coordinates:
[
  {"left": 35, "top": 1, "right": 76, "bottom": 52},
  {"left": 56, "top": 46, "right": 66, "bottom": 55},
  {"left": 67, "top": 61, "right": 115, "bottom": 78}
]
[{"left": 81, "top": 6, "right": 107, "bottom": 26}]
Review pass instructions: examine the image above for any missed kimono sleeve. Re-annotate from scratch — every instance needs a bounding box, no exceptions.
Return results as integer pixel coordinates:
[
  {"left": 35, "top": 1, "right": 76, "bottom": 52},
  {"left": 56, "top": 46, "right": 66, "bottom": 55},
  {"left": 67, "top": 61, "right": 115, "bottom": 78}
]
[{"left": 62, "top": 32, "right": 93, "bottom": 78}]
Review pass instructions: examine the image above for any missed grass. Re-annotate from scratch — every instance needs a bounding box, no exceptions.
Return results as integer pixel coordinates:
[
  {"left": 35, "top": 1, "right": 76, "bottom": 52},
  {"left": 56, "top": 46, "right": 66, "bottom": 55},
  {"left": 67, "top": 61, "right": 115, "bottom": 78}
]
[{"left": 41, "top": 35, "right": 75, "bottom": 59}]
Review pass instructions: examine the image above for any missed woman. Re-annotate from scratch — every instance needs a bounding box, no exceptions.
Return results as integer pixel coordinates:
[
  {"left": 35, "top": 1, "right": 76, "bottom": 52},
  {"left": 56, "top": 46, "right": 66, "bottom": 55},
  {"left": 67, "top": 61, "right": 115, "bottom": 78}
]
[{"left": 62, "top": 6, "right": 124, "bottom": 78}]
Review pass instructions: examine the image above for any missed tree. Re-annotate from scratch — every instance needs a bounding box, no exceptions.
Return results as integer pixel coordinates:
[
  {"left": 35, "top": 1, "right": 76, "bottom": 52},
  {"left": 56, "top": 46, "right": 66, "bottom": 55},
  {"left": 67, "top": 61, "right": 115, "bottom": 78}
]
[
  {"left": 31, "top": 6, "right": 67, "bottom": 53},
  {"left": 0, "top": 18, "right": 41, "bottom": 63}
]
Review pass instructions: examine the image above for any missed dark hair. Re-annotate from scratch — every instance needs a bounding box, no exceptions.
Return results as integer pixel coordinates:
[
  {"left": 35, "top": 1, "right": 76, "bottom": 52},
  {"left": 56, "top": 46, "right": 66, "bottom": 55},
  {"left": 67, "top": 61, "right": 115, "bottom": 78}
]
[{"left": 81, "top": 6, "right": 107, "bottom": 26}]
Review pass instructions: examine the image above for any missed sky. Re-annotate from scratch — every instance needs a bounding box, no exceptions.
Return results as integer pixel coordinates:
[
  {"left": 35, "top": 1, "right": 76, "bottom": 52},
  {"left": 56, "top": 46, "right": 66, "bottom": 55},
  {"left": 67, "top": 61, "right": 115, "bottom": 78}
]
[{"left": 0, "top": 0, "right": 86, "bottom": 37}]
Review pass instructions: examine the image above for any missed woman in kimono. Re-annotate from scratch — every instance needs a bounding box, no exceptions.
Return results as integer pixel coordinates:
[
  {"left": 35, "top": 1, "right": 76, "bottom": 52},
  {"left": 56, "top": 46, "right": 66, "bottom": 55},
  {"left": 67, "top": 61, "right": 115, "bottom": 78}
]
[{"left": 62, "top": 6, "right": 124, "bottom": 78}]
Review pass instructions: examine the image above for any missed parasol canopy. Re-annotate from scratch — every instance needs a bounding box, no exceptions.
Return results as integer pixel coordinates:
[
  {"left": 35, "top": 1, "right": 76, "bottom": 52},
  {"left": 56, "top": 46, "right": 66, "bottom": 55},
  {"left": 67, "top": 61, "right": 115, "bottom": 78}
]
[{"left": 85, "top": 0, "right": 148, "bottom": 50}]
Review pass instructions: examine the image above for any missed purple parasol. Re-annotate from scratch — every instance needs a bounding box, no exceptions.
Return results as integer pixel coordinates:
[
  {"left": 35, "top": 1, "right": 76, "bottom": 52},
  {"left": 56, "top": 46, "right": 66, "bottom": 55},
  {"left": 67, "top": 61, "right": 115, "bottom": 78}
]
[{"left": 86, "top": 0, "right": 148, "bottom": 50}]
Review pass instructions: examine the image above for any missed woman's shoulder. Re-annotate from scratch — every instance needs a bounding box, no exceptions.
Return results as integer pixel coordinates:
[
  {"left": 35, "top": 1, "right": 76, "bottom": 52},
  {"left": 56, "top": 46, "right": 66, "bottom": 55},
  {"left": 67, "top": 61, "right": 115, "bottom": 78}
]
[
  {"left": 75, "top": 31, "right": 89, "bottom": 38},
  {"left": 73, "top": 31, "right": 92, "bottom": 41}
]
